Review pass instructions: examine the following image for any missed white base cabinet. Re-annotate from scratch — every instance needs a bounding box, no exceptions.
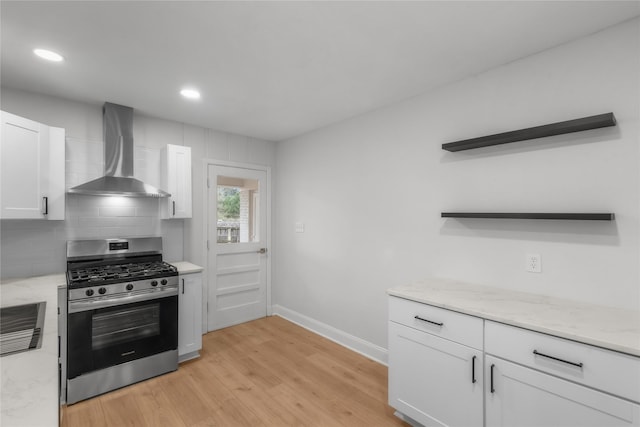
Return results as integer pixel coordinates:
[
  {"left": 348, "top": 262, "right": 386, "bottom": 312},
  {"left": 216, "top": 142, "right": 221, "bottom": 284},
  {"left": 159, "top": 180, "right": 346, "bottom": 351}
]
[
  {"left": 389, "top": 322, "right": 483, "bottom": 427},
  {"left": 178, "top": 272, "right": 202, "bottom": 362},
  {"left": 388, "top": 296, "right": 640, "bottom": 427},
  {"left": 486, "top": 355, "right": 640, "bottom": 427},
  {"left": 388, "top": 297, "right": 484, "bottom": 427},
  {"left": 1, "top": 111, "right": 65, "bottom": 219}
]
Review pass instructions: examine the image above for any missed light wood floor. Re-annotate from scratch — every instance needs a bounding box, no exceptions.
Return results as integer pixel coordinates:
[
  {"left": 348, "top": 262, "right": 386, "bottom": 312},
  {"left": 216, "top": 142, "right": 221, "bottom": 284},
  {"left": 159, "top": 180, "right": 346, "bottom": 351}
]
[{"left": 62, "top": 316, "right": 407, "bottom": 426}]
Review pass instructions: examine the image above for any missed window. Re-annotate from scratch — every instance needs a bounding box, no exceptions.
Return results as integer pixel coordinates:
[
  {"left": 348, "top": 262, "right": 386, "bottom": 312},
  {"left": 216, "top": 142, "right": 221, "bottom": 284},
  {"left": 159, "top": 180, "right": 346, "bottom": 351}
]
[{"left": 216, "top": 176, "right": 259, "bottom": 243}]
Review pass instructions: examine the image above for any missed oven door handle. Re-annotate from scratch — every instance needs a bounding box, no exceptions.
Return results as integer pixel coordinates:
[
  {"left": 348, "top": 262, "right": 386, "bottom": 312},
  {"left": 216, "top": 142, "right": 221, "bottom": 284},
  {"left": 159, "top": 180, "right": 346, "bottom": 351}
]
[{"left": 68, "top": 287, "right": 178, "bottom": 313}]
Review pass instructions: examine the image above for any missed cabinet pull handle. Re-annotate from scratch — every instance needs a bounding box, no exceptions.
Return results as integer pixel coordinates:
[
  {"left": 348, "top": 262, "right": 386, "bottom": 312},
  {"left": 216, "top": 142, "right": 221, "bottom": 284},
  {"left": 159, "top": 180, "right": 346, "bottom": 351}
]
[
  {"left": 414, "top": 315, "right": 443, "bottom": 327},
  {"left": 42, "top": 196, "right": 48, "bottom": 215},
  {"left": 172, "top": 201, "right": 176, "bottom": 216},
  {"left": 182, "top": 278, "right": 185, "bottom": 294},
  {"left": 533, "top": 350, "right": 583, "bottom": 368},
  {"left": 471, "top": 355, "right": 477, "bottom": 383},
  {"left": 490, "top": 364, "right": 495, "bottom": 393}
]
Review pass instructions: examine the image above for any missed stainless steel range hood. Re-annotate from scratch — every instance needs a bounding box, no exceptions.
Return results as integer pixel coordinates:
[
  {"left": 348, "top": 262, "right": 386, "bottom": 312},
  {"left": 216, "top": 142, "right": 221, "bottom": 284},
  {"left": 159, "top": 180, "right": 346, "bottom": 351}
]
[{"left": 68, "top": 102, "right": 170, "bottom": 198}]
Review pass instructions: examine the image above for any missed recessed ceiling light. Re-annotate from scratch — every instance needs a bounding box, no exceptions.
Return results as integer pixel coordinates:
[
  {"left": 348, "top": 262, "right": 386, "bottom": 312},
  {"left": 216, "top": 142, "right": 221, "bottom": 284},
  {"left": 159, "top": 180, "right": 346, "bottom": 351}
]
[
  {"left": 180, "top": 88, "right": 201, "bottom": 100},
  {"left": 33, "top": 48, "right": 64, "bottom": 62}
]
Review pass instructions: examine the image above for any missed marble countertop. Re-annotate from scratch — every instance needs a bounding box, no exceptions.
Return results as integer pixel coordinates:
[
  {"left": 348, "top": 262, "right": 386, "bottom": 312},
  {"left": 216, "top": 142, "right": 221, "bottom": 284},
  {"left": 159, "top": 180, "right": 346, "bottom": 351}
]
[
  {"left": 171, "top": 261, "right": 203, "bottom": 275},
  {"left": 1, "top": 273, "right": 65, "bottom": 427},
  {"left": 388, "top": 278, "right": 640, "bottom": 357}
]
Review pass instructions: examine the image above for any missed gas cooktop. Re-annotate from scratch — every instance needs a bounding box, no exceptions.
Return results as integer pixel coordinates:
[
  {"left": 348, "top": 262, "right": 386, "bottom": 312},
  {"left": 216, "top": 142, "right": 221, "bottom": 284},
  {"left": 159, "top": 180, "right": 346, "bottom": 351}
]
[{"left": 67, "top": 261, "right": 178, "bottom": 288}]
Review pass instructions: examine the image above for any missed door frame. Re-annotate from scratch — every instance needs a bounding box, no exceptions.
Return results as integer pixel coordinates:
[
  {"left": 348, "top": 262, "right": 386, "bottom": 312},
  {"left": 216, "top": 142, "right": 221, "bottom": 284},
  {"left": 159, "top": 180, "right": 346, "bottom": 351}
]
[{"left": 202, "top": 159, "right": 272, "bottom": 333}]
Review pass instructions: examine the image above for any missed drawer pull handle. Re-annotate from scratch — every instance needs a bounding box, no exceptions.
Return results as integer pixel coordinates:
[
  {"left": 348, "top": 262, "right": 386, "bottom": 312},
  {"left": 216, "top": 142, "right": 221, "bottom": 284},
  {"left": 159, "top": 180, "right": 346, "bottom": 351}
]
[
  {"left": 414, "top": 315, "right": 443, "bottom": 327},
  {"left": 490, "top": 363, "right": 495, "bottom": 393},
  {"left": 533, "top": 350, "right": 584, "bottom": 368},
  {"left": 471, "top": 355, "right": 477, "bottom": 384}
]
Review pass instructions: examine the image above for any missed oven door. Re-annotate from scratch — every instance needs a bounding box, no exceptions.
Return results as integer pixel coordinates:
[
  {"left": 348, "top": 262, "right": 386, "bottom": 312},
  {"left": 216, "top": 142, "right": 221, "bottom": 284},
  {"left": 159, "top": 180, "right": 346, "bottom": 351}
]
[{"left": 67, "top": 291, "right": 178, "bottom": 380}]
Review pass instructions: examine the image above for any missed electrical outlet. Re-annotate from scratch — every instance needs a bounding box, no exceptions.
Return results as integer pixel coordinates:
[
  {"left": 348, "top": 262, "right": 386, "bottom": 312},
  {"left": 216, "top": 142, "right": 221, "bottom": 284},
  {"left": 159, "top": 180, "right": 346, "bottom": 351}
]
[{"left": 526, "top": 254, "right": 542, "bottom": 273}]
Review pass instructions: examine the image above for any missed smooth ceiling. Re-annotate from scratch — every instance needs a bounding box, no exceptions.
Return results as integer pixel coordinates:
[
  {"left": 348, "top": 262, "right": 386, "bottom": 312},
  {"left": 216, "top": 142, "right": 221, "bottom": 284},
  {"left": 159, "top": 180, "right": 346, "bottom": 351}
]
[{"left": 1, "top": 1, "right": 638, "bottom": 141}]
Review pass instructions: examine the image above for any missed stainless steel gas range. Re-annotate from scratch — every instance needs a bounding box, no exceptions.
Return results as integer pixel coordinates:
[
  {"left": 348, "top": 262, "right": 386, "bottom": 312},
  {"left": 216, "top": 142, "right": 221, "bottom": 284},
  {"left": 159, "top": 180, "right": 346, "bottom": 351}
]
[{"left": 65, "top": 237, "right": 178, "bottom": 404}]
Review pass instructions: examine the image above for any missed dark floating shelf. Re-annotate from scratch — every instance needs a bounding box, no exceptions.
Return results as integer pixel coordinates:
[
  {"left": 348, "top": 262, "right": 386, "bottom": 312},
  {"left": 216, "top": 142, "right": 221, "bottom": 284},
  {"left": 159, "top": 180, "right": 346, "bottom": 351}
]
[
  {"left": 442, "top": 112, "right": 616, "bottom": 152},
  {"left": 441, "top": 212, "right": 615, "bottom": 221}
]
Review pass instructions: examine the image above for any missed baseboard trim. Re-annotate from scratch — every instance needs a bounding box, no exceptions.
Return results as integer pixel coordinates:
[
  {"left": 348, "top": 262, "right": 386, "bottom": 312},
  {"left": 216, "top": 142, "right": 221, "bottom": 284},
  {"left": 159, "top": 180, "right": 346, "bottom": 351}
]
[{"left": 271, "top": 304, "right": 388, "bottom": 365}]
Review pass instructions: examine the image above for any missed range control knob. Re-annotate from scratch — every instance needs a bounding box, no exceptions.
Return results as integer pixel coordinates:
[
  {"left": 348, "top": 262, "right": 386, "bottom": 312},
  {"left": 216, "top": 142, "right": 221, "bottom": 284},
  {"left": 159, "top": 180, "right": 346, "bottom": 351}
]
[
  {"left": 151, "top": 280, "right": 158, "bottom": 287},
  {"left": 98, "top": 287, "right": 107, "bottom": 295},
  {"left": 161, "top": 279, "right": 168, "bottom": 286},
  {"left": 126, "top": 283, "right": 134, "bottom": 291},
  {"left": 85, "top": 289, "right": 94, "bottom": 297}
]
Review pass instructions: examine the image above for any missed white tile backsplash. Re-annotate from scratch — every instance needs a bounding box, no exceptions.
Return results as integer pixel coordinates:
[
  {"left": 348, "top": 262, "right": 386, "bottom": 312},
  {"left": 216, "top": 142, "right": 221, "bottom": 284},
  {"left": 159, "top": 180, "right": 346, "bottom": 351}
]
[{"left": 98, "top": 206, "right": 136, "bottom": 217}]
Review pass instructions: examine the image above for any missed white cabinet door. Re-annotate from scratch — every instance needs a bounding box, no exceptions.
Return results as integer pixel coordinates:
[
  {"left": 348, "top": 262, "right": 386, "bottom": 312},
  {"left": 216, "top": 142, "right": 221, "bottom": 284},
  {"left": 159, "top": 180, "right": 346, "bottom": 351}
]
[
  {"left": 486, "top": 355, "right": 640, "bottom": 427},
  {"left": 178, "top": 272, "right": 202, "bottom": 362},
  {"left": 1, "top": 111, "right": 49, "bottom": 219},
  {"left": 161, "top": 144, "right": 192, "bottom": 218},
  {"left": 1, "top": 111, "right": 65, "bottom": 220},
  {"left": 388, "top": 321, "right": 483, "bottom": 427}
]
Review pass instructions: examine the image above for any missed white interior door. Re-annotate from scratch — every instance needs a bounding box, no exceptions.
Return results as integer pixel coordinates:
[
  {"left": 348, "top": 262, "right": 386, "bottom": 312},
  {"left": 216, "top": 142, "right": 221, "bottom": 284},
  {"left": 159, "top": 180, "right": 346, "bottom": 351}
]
[{"left": 207, "top": 163, "right": 269, "bottom": 331}]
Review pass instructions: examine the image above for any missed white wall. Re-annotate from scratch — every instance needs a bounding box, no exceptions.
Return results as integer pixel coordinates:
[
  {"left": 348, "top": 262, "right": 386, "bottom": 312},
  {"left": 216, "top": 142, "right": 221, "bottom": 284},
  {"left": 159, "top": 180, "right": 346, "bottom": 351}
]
[
  {"left": 274, "top": 19, "right": 640, "bottom": 355},
  {"left": 0, "top": 88, "right": 276, "bottom": 279}
]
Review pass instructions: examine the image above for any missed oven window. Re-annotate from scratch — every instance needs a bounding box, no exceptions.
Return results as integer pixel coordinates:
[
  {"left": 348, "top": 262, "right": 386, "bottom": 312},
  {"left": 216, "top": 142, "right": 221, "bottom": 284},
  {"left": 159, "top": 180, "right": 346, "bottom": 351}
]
[{"left": 91, "top": 304, "right": 160, "bottom": 350}]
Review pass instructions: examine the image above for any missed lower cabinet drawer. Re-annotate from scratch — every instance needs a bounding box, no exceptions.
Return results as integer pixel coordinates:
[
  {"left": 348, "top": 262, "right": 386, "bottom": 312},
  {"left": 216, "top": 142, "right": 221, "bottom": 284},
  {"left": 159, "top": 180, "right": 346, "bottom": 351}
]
[
  {"left": 485, "top": 321, "right": 640, "bottom": 403},
  {"left": 389, "top": 296, "right": 483, "bottom": 350}
]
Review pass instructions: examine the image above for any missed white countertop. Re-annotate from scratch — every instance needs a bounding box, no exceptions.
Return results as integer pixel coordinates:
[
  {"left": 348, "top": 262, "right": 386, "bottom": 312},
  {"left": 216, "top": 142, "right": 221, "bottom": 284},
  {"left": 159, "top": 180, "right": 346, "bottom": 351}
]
[
  {"left": 1, "top": 273, "right": 65, "bottom": 427},
  {"left": 388, "top": 278, "right": 640, "bottom": 357},
  {"left": 171, "top": 261, "right": 203, "bottom": 275}
]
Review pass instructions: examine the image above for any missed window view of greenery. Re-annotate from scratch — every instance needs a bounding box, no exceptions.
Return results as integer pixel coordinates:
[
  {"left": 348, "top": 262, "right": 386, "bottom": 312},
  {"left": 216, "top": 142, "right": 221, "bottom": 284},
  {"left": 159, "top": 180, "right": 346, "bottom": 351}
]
[
  {"left": 217, "top": 186, "right": 241, "bottom": 243},
  {"left": 217, "top": 177, "right": 259, "bottom": 244},
  {"left": 217, "top": 187, "right": 240, "bottom": 220}
]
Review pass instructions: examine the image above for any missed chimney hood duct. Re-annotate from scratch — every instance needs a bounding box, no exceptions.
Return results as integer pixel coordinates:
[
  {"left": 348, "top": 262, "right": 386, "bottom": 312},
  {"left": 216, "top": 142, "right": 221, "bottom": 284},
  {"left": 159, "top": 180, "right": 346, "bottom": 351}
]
[{"left": 68, "top": 102, "right": 170, "bottom": 198}]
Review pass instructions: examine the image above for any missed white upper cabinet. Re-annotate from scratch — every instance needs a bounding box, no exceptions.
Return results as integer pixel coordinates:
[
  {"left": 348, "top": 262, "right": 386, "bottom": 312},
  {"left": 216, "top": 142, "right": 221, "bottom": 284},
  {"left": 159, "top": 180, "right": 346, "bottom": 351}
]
[
  {"left": 1, "top": 111, "right": 65, "bottom": 220},
  {"left": 161, "top": 144, "right": 192, "bottom": 219}
]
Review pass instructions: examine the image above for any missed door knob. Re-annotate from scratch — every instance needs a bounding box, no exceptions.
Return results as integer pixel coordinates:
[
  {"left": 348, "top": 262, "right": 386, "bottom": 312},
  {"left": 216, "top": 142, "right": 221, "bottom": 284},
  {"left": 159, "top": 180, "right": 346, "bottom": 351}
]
[{"left": 257, "top": 248, "right": 268, "bottom": 254}]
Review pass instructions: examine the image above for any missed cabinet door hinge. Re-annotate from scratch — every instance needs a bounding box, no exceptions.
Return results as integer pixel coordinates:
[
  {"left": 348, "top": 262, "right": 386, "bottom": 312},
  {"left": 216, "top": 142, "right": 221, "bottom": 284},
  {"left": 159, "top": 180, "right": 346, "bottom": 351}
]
[
  {"left": 207, "top": 178, "right": 210, "bottom": 189},
  {"left": 207, "top": 240, "right": 210, "bottom": 251}
]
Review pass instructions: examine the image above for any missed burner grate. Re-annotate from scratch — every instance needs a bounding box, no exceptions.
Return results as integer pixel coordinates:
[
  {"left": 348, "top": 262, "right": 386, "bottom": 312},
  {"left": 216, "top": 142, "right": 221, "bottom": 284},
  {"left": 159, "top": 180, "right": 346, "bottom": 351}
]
[{"left": 68, "top": 261, "right": 177, "bottom": 287}]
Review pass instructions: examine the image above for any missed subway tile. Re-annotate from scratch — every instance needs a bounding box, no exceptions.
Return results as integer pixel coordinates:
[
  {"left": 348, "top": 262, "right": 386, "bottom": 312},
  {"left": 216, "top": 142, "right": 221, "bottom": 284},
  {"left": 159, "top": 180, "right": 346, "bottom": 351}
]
[
  {"left": 99, "top": 206, "right": 136, "bottom": 217},
  {"left": 77, "top": 217, "right": 119, "bottom": 228},
  {"left": 135, "top": 200, "right": 161, "bottom": 217}
]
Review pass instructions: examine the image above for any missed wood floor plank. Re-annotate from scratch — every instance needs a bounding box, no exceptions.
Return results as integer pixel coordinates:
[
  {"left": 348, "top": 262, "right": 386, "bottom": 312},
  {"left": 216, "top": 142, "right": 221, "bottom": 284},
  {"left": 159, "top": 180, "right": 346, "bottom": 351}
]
[
  {"left": 136, "top": 380, "right": 188, "bottom": 427},
  {"left": 63, "top": 398, "right": 107, "bottom": 427},
  {"left": 62, "top": 316, "right": 407, "bottom": 427},
  {"left": 155, "top": 368, "right": 224, "bottom": 426}
]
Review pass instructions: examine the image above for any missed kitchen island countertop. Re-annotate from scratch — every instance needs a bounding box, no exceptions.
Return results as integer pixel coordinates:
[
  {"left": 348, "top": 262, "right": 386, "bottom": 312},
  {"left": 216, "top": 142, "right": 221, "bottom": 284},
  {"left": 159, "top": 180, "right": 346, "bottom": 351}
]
[
  {"left": 1, "top": 273, "right": 65, "bottom": 427},
  {"left": 388, "top": 278, "right": 640, "bottom": 357}
]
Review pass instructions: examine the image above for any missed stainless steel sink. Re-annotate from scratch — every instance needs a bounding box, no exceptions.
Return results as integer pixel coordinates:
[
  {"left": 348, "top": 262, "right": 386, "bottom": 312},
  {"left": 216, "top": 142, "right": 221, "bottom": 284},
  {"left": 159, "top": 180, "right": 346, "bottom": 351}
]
[{"left": 0, "top": 301, "right": 46, "bottom": 356}]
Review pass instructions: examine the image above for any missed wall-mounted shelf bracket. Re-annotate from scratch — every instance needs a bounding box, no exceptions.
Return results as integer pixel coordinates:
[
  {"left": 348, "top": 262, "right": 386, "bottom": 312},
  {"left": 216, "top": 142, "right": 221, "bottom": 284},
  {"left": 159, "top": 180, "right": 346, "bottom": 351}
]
[{"left": 442, "top": 112, "right": 616, "bottom": 152}]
